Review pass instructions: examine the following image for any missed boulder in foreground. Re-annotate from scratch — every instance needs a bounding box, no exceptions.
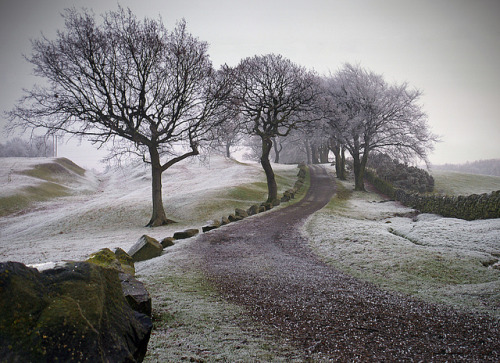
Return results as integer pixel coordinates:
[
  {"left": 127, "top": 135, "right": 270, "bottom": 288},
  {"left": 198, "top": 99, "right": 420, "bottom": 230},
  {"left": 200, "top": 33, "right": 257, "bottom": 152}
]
[{"left": 0, "top": 261, "right": 152, "bottom": 362}]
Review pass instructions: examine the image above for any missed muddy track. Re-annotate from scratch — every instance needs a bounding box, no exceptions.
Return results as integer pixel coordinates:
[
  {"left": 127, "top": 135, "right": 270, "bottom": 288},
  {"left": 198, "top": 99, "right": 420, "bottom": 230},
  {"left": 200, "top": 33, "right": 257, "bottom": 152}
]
[{"left": 193, "top": 166, "right": 499, "bottom": 361}]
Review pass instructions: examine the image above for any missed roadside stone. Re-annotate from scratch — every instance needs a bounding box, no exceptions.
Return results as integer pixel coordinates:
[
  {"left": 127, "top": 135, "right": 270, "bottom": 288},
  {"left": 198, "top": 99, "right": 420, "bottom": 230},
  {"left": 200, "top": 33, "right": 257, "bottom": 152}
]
[
  {"left": 221, "top": 216, "right": 230, "bottom": 225},
  {"left": 128, "top": 235, "right": 163, "bottom": 262},
  {"left": 203, "top": 220, "right": 221, "bottom": 233},
  {"left": 261, "top": 202, "right": 273, "bottom": 211},
  {"left": 235, "top": 208, "right": 249, "bottom": 218},
  {"left": 228, "top": 214, "right": 243, "bottom": 222},
  {"left": 173, "top": 229, "right": 199, "bottom": 239},
  {"left": 272, "top": 199, "right": 281, "bottom": 207},
  {"left": 247, "top": 204, "right": 260, "bottom": 216},
  {"left": 160, "top": 237, "right": 175, "bottom": 248},
  {"left": 258, "top": 205, "right": 266, "bottom": 213}
]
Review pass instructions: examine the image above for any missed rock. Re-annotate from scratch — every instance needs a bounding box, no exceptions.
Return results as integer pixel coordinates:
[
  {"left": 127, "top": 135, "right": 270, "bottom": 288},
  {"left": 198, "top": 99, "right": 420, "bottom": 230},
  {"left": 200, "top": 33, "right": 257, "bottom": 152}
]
[
  {"left": 221, "top": 216, "right": 230, "bottom": 225},
  {"left": 86, "top": 247, "right": 136, "bottom": 276},
  {"left": 128, "top": 235, "right": 163, "bottom": 262},
  {"left": 160, "top": 237, "right": 175, "bottom": 248},
  {"left": 261, "top": 202, "right": 273, "bottom": 211},
  {"left": 202, "top": 220, "right": 221, "bottom": 233},
  {"left": 87, "top": 248, "right": 123, "bottom": 271},
  {"left": 247, "top": 204, "right": 260, "bottom": 216},
  {"left": 272, "top": 199, "right": 281, "bottom": 207},
  {"left": 119, "top": 272, "right": 152, "bottom": 317},
  {"left": 258, "top": 205, "right": 266, "bottom": 213},
  {"left": 0, "top": 261, "right": 152, "bottom": 362},
  {"left": 114, "top": 247, "right": 136, "bottom": 276},
  {"left": 228, "top": 214, "right": 243, "bottom": 222},
  {"left": 235, "top": 208, "right": 249, "bottom": 218},
  {"left": 173, "top": 229, "right": 199, "bottom": 240}
]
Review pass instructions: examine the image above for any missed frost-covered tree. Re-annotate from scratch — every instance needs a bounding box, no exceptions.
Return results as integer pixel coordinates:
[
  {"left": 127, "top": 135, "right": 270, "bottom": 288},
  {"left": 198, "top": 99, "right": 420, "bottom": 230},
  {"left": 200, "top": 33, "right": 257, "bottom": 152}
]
[
  {"left": 232, "top": 54, "right": 319, "bottom": 202},
  {"left": 324, "top": 64, "right": 437, "bottom": 191},
  {"left": 8, "top": 8, "right": 232, "bottom": 226}
]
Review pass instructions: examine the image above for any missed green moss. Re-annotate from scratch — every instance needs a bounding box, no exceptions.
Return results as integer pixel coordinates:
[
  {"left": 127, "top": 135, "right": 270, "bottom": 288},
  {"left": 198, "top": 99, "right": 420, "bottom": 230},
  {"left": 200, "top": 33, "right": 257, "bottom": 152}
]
[{"left": 87, "top": 248, "right": 124, "bottom": 272}]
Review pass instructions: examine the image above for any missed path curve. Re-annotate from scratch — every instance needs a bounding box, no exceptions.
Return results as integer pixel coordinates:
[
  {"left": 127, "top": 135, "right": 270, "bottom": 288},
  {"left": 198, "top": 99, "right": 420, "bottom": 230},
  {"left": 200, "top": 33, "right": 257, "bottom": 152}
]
[{"left": 193, "top": 166, "right": 499, "bottom": 361}]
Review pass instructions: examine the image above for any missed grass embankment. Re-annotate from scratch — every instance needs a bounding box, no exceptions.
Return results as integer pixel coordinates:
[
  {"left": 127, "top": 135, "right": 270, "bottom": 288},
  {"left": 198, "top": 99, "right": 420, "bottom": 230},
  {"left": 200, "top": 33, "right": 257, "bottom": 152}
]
[
  {"left": 306, "top": 170, "right": 500, "bottom": 319},
  {"left": 141, "top": 164, "right": 309, "bottom": 362},
  {"left": 0, "top": 158, "right": 86, "bottom": 217}
]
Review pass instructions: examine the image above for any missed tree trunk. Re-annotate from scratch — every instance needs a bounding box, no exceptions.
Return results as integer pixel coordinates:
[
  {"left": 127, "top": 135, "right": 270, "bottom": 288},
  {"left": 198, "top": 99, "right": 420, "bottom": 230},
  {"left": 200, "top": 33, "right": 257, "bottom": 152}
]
[
  {"left": 225, "top": 142, "right": 231, "bottom": 158},
  {"left": 331, "top": 142, "right": 346, "bottom": 180},
  {"left": 332, "top": 145, "right": 341, "bottom": 177},
  {"left": 319, "top": 143, "right": 329, "bottom": 163},
  {"left": 311, "top": 143, "right": 319, "bottom": 164},
  {"left": 146, "top": 147, "right": 175, "bottom": 227},
  {"left": 353, "top": 150, "right": 369, "bottom": 191},
  {"left": 304, "top": 140, "right": 312, "bottom": 165},
  {"left": 339, "top": 147, "right": 346, "bottom": 180},
  {"left": 273, "top": 138, "right": 281, "bottom": 163},
  {"left": 261, "top": 137, "right": 278, "bottom": 203}
]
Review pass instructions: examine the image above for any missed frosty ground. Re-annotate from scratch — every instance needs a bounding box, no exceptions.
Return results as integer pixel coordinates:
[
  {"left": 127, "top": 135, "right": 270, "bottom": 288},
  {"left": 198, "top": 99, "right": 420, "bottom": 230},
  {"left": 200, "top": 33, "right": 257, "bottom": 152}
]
[{"left": 0, "top": 156, "right": 499, "bottom": 360}]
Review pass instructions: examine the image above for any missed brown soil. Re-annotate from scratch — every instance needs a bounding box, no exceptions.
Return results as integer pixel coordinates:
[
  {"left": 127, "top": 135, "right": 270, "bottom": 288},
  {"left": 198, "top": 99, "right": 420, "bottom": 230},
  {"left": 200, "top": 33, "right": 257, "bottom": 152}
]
[{"left": 192, "top": 165, "right": 499, "bottom": 361}]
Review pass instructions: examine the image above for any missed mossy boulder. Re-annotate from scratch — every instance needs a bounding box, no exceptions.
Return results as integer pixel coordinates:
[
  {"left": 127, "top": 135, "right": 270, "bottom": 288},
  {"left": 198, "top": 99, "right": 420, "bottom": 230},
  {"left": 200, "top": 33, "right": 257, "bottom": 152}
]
[
  {"left": 173, "top": 229, "right": 199, "bottom": 240},
  {"left": 128, "top": 235, "right": 163, "bottom": 262},
  {"left": 0, "top": 261, "right": 152, "bottom": 362},
  {"left": 87, "top": 247, "right": 135, "bottom": 276},
  {"left": 114, "top": 247, "right": 136, "bottom": 275}
]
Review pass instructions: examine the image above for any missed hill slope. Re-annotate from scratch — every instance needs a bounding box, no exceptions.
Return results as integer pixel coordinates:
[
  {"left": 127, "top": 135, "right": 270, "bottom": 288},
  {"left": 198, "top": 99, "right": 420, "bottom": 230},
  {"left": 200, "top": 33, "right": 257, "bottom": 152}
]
[{"left": 0, "top": 156, "right": 298, "bottom": 265}]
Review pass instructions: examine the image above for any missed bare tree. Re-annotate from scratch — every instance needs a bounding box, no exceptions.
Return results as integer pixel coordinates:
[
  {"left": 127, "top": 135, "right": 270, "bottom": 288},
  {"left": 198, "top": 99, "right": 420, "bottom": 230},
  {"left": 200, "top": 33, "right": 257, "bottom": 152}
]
[
  {"left": 211, "top": 113, "right": 243, "bottom": 158},
  {"left": 324, "top": 64, "right": 437, "bottom": 191},
  {"left": 7, "top": 7, "right": 232, "bottom": 226},
  {"left": 232, "top": 54, "right": 319, "bottom": 203}
]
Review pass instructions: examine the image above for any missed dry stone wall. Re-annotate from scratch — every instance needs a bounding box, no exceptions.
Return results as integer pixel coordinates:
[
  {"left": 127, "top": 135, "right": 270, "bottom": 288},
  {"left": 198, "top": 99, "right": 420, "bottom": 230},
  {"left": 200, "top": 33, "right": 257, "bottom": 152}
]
[{"left": 365, "top": 169, "right": 500, "bottom": 220}]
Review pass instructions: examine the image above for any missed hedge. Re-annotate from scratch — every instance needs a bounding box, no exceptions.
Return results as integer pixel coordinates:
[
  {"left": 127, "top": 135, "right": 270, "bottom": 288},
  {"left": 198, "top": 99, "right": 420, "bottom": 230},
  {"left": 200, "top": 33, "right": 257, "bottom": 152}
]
[{"left": 365, "top": 169, "right": 500, "bottom": 220}]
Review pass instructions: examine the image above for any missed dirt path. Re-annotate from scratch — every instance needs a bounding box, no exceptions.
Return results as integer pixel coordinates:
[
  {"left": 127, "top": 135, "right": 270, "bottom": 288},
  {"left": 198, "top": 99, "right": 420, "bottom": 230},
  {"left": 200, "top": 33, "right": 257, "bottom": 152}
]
[{"left": 193, "top": 166, "right": 499, "bottom": 361}]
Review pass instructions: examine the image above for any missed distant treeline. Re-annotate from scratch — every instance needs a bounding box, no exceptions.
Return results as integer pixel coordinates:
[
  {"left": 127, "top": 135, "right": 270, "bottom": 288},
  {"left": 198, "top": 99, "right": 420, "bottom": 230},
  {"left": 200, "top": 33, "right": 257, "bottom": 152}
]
[
  {"left": 0, "top": 137, "right": 55, "bottom": 157},
  {"left": 432, "top": 159, "right": 500, "bottom": 177}
]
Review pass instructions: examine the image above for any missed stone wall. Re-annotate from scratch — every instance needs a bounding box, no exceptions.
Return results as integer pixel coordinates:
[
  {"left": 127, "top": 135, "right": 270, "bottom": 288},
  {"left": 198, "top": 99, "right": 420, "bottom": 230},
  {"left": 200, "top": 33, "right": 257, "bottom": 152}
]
[{"left": 365, "top": 169, "right": 500, "bottom": 220}]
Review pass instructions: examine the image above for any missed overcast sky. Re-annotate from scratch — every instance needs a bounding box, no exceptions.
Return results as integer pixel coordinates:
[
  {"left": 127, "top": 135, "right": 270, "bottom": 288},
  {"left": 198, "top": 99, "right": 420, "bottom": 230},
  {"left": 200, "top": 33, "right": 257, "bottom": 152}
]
[{"left": 1, "top": 0, "right": 499, "bottom": 169}]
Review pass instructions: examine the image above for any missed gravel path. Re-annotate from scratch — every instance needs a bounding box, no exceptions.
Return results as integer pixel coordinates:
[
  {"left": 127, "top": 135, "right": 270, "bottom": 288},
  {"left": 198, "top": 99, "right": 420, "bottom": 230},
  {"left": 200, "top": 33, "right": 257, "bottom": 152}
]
[{"left": 193, "top": 166, "right": 499, "bottom": 361}]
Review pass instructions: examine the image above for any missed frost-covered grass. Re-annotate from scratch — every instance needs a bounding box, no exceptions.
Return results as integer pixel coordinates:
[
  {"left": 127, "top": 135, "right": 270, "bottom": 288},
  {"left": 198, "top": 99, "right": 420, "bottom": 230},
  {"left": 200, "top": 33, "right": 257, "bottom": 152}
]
[
  {"left": 0, "top": 155, "right": 304, "bottom": 361},
  {"left": 0, "top": 157, "right": 98, "bottom": 216},
  {"left": 137, "top": 241, "right": 303, "bottom": 362},
  {"left": 305, "top": 166, "right": 500, "bottom": 319},
  {"left": 0, "top": 155, "right": 298, "bottom": 264},
  {"left": 432, "top": 169, "right": 500, "bottom": 195}
]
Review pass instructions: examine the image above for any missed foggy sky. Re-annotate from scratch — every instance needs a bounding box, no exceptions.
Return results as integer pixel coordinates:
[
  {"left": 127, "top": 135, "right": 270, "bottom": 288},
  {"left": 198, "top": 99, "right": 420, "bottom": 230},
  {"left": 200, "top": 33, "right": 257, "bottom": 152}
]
[{"left": 1, "top": 0, "right": 499, "bottom": 169}]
